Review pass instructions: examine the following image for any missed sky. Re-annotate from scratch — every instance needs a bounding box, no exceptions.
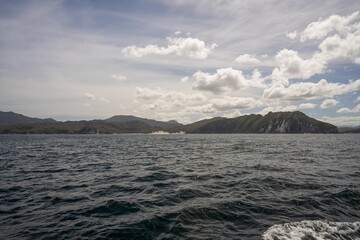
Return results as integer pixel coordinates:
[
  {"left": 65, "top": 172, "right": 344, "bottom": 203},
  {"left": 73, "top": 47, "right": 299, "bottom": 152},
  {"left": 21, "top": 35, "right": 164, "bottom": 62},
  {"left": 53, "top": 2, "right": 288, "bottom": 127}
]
[{"left": 0, "top": 0, "right": 360, "bottom": 126}]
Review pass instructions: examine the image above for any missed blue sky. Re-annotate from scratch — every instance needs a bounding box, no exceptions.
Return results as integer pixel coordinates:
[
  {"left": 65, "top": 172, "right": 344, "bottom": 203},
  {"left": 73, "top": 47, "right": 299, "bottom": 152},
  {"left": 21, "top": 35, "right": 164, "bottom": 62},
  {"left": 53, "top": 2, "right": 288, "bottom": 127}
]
[{"left": 0, "top": 0, "right": 360, "bottom": 126}]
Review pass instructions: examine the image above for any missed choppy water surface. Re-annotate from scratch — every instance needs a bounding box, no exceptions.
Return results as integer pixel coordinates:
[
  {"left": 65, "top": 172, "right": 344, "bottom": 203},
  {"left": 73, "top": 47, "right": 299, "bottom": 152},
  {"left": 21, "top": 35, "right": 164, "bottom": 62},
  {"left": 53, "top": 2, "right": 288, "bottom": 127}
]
[{"left": 0, "top": 134, "right": 359, "bottom": 239}]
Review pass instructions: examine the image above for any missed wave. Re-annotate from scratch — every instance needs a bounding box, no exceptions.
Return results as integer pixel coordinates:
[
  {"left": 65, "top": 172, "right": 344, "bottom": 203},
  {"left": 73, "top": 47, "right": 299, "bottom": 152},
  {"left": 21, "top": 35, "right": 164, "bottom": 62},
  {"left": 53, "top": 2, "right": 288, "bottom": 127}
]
[{"left": 262, "top": 220, "right": 360, "bottom": 240}]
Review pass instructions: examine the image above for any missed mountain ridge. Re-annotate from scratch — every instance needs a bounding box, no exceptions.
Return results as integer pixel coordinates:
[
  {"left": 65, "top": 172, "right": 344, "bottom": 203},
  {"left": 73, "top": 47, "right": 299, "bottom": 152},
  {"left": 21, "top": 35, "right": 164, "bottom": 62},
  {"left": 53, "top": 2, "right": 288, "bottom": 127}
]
[
  {"left": 0, "top": 110, "right": 340, "bottom": 134},
  {"left": 0, "top": 111, "right": 56, "bottom": 126}
]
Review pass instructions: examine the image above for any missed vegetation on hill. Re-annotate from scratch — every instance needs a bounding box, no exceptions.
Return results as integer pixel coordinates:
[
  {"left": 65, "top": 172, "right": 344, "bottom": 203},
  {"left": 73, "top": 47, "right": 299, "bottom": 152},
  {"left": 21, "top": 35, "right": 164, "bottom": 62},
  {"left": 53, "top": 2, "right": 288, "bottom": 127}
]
[
  {"left": 0, "top": 111, "right": 339, "bottom": 134},
  {"left": 0, "top": 111, "right": 56, "bottom": 126},
  {"left": 183, "top": 111, "right": 338, "bottom": 133}
]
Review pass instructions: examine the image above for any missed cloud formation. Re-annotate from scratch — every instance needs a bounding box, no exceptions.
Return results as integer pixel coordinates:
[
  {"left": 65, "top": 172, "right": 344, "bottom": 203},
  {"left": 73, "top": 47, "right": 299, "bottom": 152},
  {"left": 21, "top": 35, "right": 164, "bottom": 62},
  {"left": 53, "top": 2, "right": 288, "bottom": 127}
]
[
  {"left": 186, "top": 96, "right": 258, "bottom": 114},
  {"left": 186, "top": 67, "right": 265, "bottom": 94},
  {"left": 263, "top": 79, "right": 360, "bottom": 101},
  {"left": 298, "top": 103, "right": 317, "bottom": 109},
  {"left": 321, "top": 116, "right": 360, "bottom": 127},
  {"left": 122, "top": 35, "right": 217, "bottom": 59},
  {"left": 235, "top": 54, "right": 261, "bottom": 65},
  {"left": 272, "top": 12, "right": 360, "bottom": 85},
  {"left": 222, "top": 110, "right": 242, "bottom": 118},
  {"left": 320, "top": 99, "right": 338, "bottom": 108},
  {"left": 337, "top": 104, "right": 360, "bottom": 113},
  {"left": 300, "top": 11, "right": 359, "bottom": 41},
  {"left": 271, "top": 49, "right": 325, "bottom": 85},
  {"left": 286, "top": 31, "right": 298, "bottom": 40}
]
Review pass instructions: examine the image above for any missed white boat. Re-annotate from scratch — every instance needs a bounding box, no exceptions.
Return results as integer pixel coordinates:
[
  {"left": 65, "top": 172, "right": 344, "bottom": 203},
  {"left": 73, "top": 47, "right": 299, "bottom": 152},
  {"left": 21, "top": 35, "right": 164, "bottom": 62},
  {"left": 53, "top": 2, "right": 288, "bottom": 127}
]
[{"left": 150, "top": 131, "right": 170, "bottom": 135}]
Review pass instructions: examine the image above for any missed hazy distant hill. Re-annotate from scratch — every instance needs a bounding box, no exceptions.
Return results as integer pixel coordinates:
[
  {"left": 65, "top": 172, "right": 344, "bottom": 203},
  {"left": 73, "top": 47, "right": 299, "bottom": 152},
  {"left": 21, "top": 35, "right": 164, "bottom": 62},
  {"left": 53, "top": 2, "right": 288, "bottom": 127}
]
[
  {"left": 338, "top": 126, "right": 360, "bottom": 133},
  {"left": 0, "top": 111, "right": 339, "bottom": 134},
  {"left": 0, "top": 111, "right": 56, "bottom": 126},
  {"left": 0, "top": 113, "right": 181, "bottom": 134},
  {"left": 182, "top": 111, "right": 338, "bottom": 133},
  {"left": 105, "top": 115, "right": 182, "bottom": 128}
]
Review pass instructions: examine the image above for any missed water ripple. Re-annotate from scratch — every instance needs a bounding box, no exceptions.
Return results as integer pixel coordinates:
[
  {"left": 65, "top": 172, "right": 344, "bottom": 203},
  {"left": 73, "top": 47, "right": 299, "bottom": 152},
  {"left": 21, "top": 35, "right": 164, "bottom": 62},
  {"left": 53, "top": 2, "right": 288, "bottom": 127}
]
[{"left": 0, "top": 134, "right": 359, "bottom": 239}]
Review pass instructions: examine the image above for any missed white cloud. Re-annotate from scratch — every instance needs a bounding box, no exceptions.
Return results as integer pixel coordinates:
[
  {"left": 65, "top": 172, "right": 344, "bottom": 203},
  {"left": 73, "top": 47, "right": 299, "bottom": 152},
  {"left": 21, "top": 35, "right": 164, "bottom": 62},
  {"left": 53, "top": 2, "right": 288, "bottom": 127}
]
[
  {"left": 259, "top": 102, "right": 317, "bottom": 115},
  {"left": 263, "top": 79, "right": 360, "bottom": 101},
  {"left": 111, "top": 74, "right": 127, "bottom": 81},
  {"left": 300, "top": 11, "right": 359, "bottom": 41},
  {"left": 187, "top": 67, "right": 265, "bottom": 94},
  {"left": 357, "top": 96, "right": 360, "bottom": 102},
  {"left": 186, "top": 104, "right": 216, "bottom": 114},
  {"left": 271, "top": 49, "right": 326, "bottom": 85},
  {"left": 211, "top": 97, "right": 259, "bottom": 111},
  {"left": 235, "top": 54, "right": 261, "bottom": 65},
  {"left": 271, "top": 12, "right": 360, "bottom": 85},
  {"left": 286, "top": 31, "right": 298, "bottom": 40},
  {"left": 298, "top": 103, "right": 317, "bottom": 109},
  {"left": 318, "top": 32, "right": 360, "bottom": 64},
  {"left": 337, "top": 107, "right": 351, "bottom": 113},
  {"left": 187, "top": 96, "right": 259, "bottom": 115},
  {"left": 337, "top": 104, "right": 360, "bottom": 113},
  {"left": 258, "top": 105, "right": 298, "bottom": 115},
  {"left": 122, "top": 36, "right": 217, "bottom": 59},
  {"left": 320, "top": 98, "right": 338, "bottom": 108},
  {"left": 190, "top": 67, "right": 248, "bottom": 93},
  {"left": 321, "top": 116, "right": 360, "bottom": 127},
  {"left": 222, "top": 110, "right": 241, "bottom": 118},
  {"left": 136, "top": 87, "right": 208, "bottom": 113},
  {"left": 181, "top": 76, "right": 189, "bottom": 83},
  {"left": 135, "top": 87, "right": 163, "bottom": 100},
  {"left": 84, "top": 93, "right": 96, "bottom": 101}
]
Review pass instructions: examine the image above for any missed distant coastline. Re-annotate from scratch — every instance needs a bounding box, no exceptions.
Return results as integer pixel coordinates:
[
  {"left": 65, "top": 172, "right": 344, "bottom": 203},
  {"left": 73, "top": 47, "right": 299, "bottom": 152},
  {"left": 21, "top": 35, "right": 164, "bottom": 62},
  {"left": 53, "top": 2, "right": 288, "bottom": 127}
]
[{"left": 1, "top": 110, "right": 355, "bottom": 134}]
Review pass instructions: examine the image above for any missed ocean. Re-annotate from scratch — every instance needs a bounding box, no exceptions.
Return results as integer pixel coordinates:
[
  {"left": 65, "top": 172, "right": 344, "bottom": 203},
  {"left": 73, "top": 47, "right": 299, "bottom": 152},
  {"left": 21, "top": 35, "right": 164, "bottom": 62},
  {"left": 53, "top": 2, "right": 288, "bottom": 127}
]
[{"left": 0, "top": 134, "right": 359, "bottom": 239}]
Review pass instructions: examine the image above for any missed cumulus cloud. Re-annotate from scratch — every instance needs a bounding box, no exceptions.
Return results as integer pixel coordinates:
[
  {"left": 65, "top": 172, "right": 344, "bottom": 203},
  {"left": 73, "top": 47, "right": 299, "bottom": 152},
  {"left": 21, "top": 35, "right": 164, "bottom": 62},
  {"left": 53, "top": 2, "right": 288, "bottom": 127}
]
[
  {"left": 258, "top": 102, "right": 317, "bottom": 115},
  {"left": 258, "top": 105, "right": 298, "bottom": 115},
  {"left": 321, "top": 116, "right": 360, "bottom": 127},
  {"left": 336, "top": 108, "right": 351, "bottom": 113},
  {"left": 235, "top": 54, "right": 261, "bottom": 65},
  {"left": 318, "top": 32, "right": 360, "bottom": 64},
  {"left": 286, "top": 31, "right": 298, "bottom": 40},
  {"left": 187, "top": 97, "right": 259, "bottom": 115},
  {"left": 111, "top": 74, "right": 127, "bottom": 81},
  {"left": 271, "top": 12, "right": 360, "bottom": 84},
  {"left": 211, "top": 97, "right": 259, "bottom": 111},
  {"left": 222, "top": 110, "right": 241, "bottom": 118},
  {"left": 320, "top": 99, "right": 338, "bottom": 108},
  {"left": 298, "top": 103, "right": 317, "bottom": 109},
  {"left": 135, "top": 87, "right": 163, "bottom": 100},
  {"left": 84, "top": 93, "right": 96, "bottom": 101},
  {"left": 190, "top": 67, "right": 248, "bottom": 93},
  {"left": 181, "top": 76, "right": 190, "bottom": 83},
  {"left": 271, "top": 49, "right": 326, "bottom": 85},
  {"left": 300, "top": 11, "right": 359, "bottom": 41},
  {"left": 337, "top": 104, "right": 360, "bottom": 113},
  {"left": 136, "top": 87, "right": 208, "bottom": 113},
  {"left": 186, "top": 67, "right": 266, "bottom": 94},
  {"left": 122, "top": 35, "right": 217, "bottom": 59},
  {"left": 263, "top": 79, "right": 360, "bottom": 101},
  {"left": 186, "top": 104, "right": 216, "bottom": 114}
]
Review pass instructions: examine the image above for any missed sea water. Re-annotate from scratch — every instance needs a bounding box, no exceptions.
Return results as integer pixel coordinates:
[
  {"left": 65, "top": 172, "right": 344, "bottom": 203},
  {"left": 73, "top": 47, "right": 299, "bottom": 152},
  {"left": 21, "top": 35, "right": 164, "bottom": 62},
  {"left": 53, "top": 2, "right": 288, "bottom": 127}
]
[{"left": 0, "top": 134, "right": 359, "bottom": 239}]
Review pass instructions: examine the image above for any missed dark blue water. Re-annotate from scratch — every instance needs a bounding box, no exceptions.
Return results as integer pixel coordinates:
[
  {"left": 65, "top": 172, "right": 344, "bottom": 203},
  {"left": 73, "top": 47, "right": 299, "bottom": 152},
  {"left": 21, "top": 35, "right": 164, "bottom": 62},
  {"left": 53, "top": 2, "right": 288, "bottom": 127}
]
[{"left": 0, "top": 134, "right": 359, "bottom": 239}]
